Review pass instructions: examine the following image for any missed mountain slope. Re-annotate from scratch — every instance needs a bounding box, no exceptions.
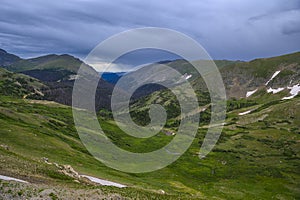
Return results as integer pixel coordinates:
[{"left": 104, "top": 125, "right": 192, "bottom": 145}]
[
  {"left": 0, "top": 49, "right": 21, "bottom": 66},
  {"left": 5, "top": 54, "right": 96, "bottom": 82},
  {"left": 0, "top": 91, "right": 299, "bottom": 199},
  {"left": 0, "top": 51, "right": 299, "bottom": 199},
  {"left": 134, "top": 51, "right": 300, "bottom": 102},
  {"left": 219, "top": 51, "right": 300, "bottom": 98},
  {"left": 0, "top": 68, "right": 45, "bottom": 98},
  {"left": 0, "top": 50, "right": 115, "bottom": 110},
  {"left": 128, "top": 52, "right": 300, "bottom": 127}
]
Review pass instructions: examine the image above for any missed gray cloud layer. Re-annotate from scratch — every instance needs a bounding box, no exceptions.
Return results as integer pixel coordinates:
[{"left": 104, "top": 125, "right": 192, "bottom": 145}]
[{"left": 0, "top": 0, "right": 299, "bottom": 71}]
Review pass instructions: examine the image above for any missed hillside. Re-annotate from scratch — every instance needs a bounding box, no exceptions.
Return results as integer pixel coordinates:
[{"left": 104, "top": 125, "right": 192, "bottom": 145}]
[
  {"left": 128, "top": 52, "right": 300, "bottom": 127},
  {"left": 120, "top": 53, "right": 299, "bottom": 101},
  {"left": 0, "top": 68, "right": 45, "bottom": 98},
  {"left": 0, "top": 51, "right": 299, "bottom": 199},
  {"left": 0, "top": 49, "right": 21, "bottom": 67},
  {"left": 0, "top": 50, "right": 115, "bottom": 110},
  {"left": 5, "top": 54, "right": 96, "bottom": 82},
  {"left": 0, "top": 90, "right": 299, "bottom": 199},
  {"left": 219, "top": 52, "right": 300, "bottom": 98}
]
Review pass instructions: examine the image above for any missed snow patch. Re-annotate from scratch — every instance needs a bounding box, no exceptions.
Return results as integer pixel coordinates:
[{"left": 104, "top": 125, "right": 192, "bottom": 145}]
[
  {"left": 282, "top": 84, "right": 300, "bottom": 100},
  {"left": 282, "top": 96, "right": 294, "bottom": 100},
  {"left": 265, "top": 70, "right": 281, "bottom": 85},
  {"left": 68, "top": 75, "right": 80, "bottom": 80},
  {"left": 246, "top": 89, "right": 257, "bottom": 97},
  {"left": 185, "top": 74, "right": 192, "bottom": 80},
  {"left": 81, "top": 175, "right": 126, "bottom": 188},
  {"left": 267, "top": 87, "right": 285, "bottom": 94},
  {"left": 238, "top": 110, "right": 252, "bottom": 116},
  {"left": 0, "top": 175, "right": 28, "bottom": 183},
  {"left": 181, "top": 73, "right": 192, "bottom": 80}
]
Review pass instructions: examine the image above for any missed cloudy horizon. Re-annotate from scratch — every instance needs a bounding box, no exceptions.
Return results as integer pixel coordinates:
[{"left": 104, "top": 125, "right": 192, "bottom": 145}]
[{"left": 0, "top": 0, "right": 299, "bottom": 71}]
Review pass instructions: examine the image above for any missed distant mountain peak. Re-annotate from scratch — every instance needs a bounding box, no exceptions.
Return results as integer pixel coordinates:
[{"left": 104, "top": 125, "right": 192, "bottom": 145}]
[
  {"left": 0, "top": 48, "right": 7, "bottom": 54},
  {"left": 0, "top": 48, "right": 21, "bottom": 66}
]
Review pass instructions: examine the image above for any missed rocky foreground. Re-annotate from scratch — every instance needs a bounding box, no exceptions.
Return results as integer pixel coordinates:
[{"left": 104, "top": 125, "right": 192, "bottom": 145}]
[{"left": 0, "top": 180, "right": 125, "bottom": 200}]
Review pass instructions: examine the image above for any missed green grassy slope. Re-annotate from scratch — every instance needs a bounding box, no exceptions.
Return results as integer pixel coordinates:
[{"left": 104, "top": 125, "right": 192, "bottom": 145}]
[
  {"left": 0, "top": 68, "right": 45, "bottom": 98},
  {"left": 0, "top": 51, "right": 299, "bottom": 199},
  {"left": 0, "top": 93, "right": 299, "bottom": 199},
  {"left": 223, "top": 52, "right": 300, "bottom": 78},
  {"left": 5, "top": 54, "right": 92, "bottom": 73},
  {"left": 0, "top": 48, "right": 21, "bottom": 66},
  {"left": 0, "top": 96, "right": 182, "bottom": 199}
]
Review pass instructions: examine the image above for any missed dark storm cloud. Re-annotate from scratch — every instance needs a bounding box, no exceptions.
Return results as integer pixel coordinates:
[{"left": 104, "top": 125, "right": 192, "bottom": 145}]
[
  {"left": 281, "top": 18, "right": 300, "bottom": 35},
  {"left": 0, "top": 0, "right": 299, "bottom": 71}
]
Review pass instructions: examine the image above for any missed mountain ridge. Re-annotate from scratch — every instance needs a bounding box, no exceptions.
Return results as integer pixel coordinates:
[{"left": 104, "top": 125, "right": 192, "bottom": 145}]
[
  {"left": 0, "top": 49, "right": 115, "bottom": 110},
  {"left": 0, "top": 49, "right": 299, "bottom": 109},
  {"left": 0, "top": 48, "right": 22, "bottom": 67},
  {"left": 0, "top": 48, "right": 299, "bottom": 199}
]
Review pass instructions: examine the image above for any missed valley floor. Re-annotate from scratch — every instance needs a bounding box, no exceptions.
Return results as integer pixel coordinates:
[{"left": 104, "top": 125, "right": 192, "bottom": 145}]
[{"left": 0, "top": 94, "right": 299, "bottom": 199}]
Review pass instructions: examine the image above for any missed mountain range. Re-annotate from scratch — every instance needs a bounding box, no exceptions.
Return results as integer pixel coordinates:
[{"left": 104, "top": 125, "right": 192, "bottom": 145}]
[
  {"left": 0, "top": 48, "right": 299, "bottom": 199},
  {"left": 0, "top": 49, "right": 115, "bottom": 109}
]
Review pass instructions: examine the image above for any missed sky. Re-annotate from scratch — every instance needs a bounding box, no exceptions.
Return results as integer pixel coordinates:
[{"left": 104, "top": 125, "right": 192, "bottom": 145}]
[{"left": 0, "top": 0, "right": 299, "bottom": 72}]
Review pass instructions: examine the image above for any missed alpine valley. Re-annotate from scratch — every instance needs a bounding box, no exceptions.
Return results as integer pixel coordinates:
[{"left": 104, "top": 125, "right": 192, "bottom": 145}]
[{"left": 0, "top": 48, "right": 299, "bottom": 199}]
